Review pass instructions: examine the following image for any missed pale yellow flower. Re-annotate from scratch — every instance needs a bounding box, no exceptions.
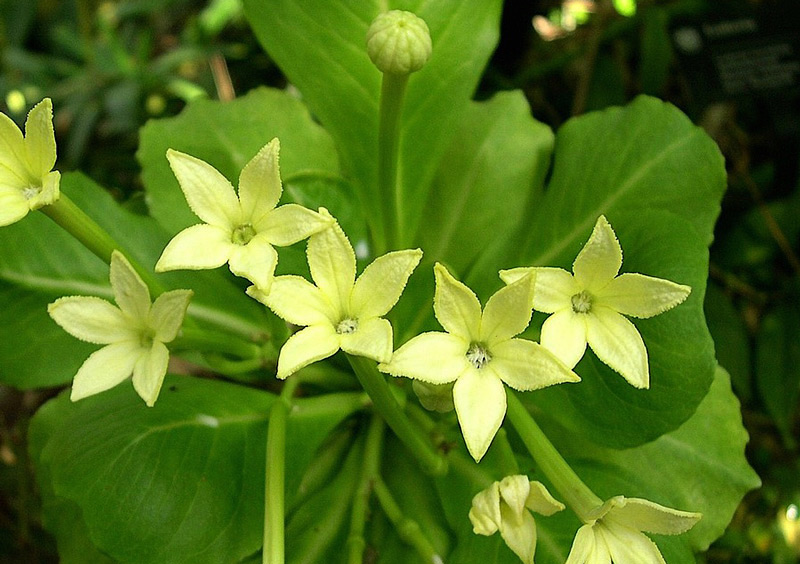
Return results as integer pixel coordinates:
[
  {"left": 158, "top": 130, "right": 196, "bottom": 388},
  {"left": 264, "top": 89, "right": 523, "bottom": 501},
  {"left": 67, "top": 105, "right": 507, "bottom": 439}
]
[
  {"left": 0, "top": 98, "right": 60, "bottom": 226},
  {"left": 48, "top": 251, "right": 192, "bottom": 406},
  {"left": 501, "top": 215, "right": 690, "bottom": 389},
  {"left": 380, "top": 264, "right": 579, "bottom": 461}
]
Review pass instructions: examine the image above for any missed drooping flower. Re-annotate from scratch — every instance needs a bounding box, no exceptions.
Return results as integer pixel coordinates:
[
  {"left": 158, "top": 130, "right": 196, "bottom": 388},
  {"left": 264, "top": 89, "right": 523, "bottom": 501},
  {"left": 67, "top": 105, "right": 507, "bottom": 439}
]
[
  {"left": 565, "top": 495, "right": 701, "bottom": 564},
  {"left": 248, "top": 208, "right": 421, "bottom": 379},
  {"left": 155, "top": 138, "right": 332, "bottom": 291},
  {"left": 379, "top": 264, "right": 579, "bottom": 461},
  {"left": 48, "top": 251, "right": 192, "bottom": 406},
  {"left": 470, "top": 475, "right": 565, "bottom": 564},
  {"left": 0, "top": 98, "right": 60, "bottom": 226},
  {"left": 500, "top": 215, "right": 691, "bottom": 389}
]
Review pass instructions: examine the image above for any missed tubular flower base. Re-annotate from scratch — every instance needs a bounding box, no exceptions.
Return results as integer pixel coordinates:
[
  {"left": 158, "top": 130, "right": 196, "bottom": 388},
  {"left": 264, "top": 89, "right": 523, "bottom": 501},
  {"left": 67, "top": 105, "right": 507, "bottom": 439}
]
[
  {"left": 501, "top": 215, "right": 691, "bottom": 389},
  {"left": 565, "top": 496, "right": 701, "bottom": 564},
  {"left": 379, "top": 264, "right": 579, "bottom": 461},
  {"left": 155, "top": 138, "right": 332, "bottom": 291},
  {"left": 470, "top": 475, "right": 564, "bottom": 564},
  {"left": 249, "top": 208, "right": 422, "bottom": 379},
  {"left": 48, "top": 251, "right": 192, "bottom": 406},
  {"left": 0, "top": 98, "right": 60, "bottom": 226}
]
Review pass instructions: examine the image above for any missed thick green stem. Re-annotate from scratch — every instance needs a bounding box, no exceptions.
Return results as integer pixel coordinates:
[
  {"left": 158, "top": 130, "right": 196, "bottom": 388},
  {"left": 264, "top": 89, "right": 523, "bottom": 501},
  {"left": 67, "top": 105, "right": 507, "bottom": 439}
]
[
  {"left": 346, "top": 415, "right": 384, "bottom": 564},
  {"left": 506, "top": 391, "right": 602, "bottom": 522},
  {"left": 373, "top": 476, "right": 442, "bottom": 564},
  {"left": 348, "top": 355, "right": 447, "bottom": 476},
  {"left": 263, "top": 379, "right": 300, "bottom": 564},
  {"left": 375, "top": 72, "right": 409, "bottom": 253},
  {"left": 40, "top": 194, "right": 164, "bottom": 293}
]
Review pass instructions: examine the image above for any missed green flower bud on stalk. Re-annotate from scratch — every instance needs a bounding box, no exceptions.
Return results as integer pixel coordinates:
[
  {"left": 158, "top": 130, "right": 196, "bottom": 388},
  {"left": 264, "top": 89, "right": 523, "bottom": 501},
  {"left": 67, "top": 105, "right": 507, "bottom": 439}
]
[{"left": 366, "top": 10, "right": 432, "bottom": 75}]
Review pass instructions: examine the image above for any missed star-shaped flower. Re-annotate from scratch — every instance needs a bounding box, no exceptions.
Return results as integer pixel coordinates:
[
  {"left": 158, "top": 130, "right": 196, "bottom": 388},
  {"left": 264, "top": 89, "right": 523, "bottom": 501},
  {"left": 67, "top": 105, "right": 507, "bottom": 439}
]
[
  {"left": 500, "top": 215, "right": 691, "bottom": 389},
  {"left": 248, "top": 208, "right": 422, "bottom": 379},
  {"left": 565, "top": 495, "right": 701, "bottom": 564},
  {"left": 48, "top": 251, "right": 192, "bottom": 406},
  {"left": 379, "top": 264, "right": 579, "bottom": 461},
  {"left": 0, "top": 98, "right": 60, "bottom": 226},
  {"left": 155, "top": 138, "right": 332, "bottom": 291},
  {"left": 470, "top": 475, "right": 564, "bottom": 564}
]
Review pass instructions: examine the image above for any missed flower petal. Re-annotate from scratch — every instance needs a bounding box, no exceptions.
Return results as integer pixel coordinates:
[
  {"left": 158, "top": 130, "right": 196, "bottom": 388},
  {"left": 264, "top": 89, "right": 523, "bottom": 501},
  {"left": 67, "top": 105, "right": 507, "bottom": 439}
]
[
  {"left": 48, "top": 296, "right": 133, "bottom": 344},
  {"left": 253, "top": 275, "right": 337, "bottom": 326},
  {"left": 469, "top": 482, "right": 501, "bottom": 535},
  {"left": 498, "top": 475, "right": 532, "bottom": 521},
  {"left": 307, "top": 209, "right": 356, "bottom": 309},
  {"left": 0, "top": 187, "right": 29, "bottom": 227},
  {"left": 0, "top": 111, "right": 28, "bottom": 184},
  {"left": 608, "top": 497, "right": 701, "bottom": 535},
  {"left": 499, "top": 504, "right": 537, "bottom": 564},
  {"left": 491, "top": 338, "right": 580, "bottom": 391},
  {"left": 166, "top": 149, "right": 241, "bottom": 227},
  {"left": 433, "top": 263, "right": 481, "bottom": 342},
  {"left": 339, "top": 316, "right": 393, "bottom": 363},
  {"left": 110, "top": 251, "right": 150, "bottom": 321},
  {"left": 586, "top": 307, "right": 649, "bottom": 388},
  {"left": 228, "top": 236, "right": 278, "bottom": 289},
  {"left": 525, "top": 481, "right": 565, "bottom": 516},
  {"left": 480, "top": 273, "right": 534, "bottom": 344},
  {"left": 30, "top": 169, "right": 60, "bottom": 209},
  {"left": 597, "top": 273, "right": 691, "bottom": 319},
  {"left": 378, "top": 331, "right": 469, "bottom": 385},
  {"left": 540, "top": 309, "right": 588, "bottom": 369},
  {"left": 276, "top": 324, "right": 340, "bottom": 379},
  {"left": 599, "top": 523, "right": 666, "bottom": 564},
  {"left": 24, "top": 98, "right": 56, "bottom": 176},
  {"left": 573, "top": 216, "right": 622, "bottom": 292},
  {"left": 565, "top": 524, "right": 599, "bottom": 564},
  {"left": 70, "top": 341, "right": 141, "bottom": 402},
  {"left": 501, "top": 267, "right": 577, "bottom": 314},
  {"left": 156, "top": 224, "right": 233, "bottom": 272},
  {"left": 350, "top": 249, "right": 422, "bottom": 319},
  {"left": 255, "top": 204, "right": 332, "bottom": 246},
  {"left": 238, "top": 138, "right": 281, "bottom": 225},
  {"left": 149, "top": 289, "right": 193, "bottom": 343},
  {"left": 131, "top": 341, "right": 170, "bottom": 407},
  {"left": 453, "top": 367, "right": 506, "bottom": 461}
]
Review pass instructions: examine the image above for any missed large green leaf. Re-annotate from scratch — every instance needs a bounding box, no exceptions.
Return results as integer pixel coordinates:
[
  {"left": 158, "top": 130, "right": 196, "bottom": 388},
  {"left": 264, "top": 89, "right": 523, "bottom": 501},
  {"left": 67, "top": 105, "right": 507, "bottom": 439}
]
[
  {"left": 243, "top": 0, "right": 503, "bottom": 248},
  {"left": 30, "top": 376, "right": 365, "bottom": 563},
  {"left": 421, "top": 91, "right": 554, "bottom": 275},
  {"left": 534, "top": 367, "right": 760, "bottom": 562},
  {"left": 524, "top": 209, "right": 716, "bottom": 447},
  {"left": 137, "top": 87, "right": 341, "bottom": 235}
]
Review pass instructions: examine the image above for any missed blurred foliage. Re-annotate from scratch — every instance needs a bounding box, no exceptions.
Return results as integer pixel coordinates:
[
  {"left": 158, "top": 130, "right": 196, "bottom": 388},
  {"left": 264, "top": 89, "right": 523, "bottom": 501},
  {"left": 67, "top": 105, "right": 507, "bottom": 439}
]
[{"left": 1, "top": 0, "right": 799, "bottom": 562}]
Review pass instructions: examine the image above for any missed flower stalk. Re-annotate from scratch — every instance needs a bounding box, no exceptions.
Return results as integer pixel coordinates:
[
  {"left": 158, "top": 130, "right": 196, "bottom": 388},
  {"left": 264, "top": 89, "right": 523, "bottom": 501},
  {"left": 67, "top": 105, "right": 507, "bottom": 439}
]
[
  {"left": 346, "top": 414, "right": 384, "bottom": 564},
  {"left": 505, "top": 390, "right": 602, "bottom": 522},
  {"left": 348, "top": 354, "right": 447, "bottom": 476}
]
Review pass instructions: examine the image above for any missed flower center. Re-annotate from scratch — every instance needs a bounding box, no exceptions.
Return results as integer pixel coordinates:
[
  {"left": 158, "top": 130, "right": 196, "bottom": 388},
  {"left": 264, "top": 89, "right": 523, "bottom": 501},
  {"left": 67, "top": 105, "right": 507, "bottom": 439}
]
[
  {"left": 336, "top": 318, "right": 359, "bottom": 335},
  {"left": 22, "top": 185, "right": 42, "bottom": 201},
  {"left": 231, "top": 223, "right": 256, "bottom": 245},
  {"left": 466, "top": 342, "right": 492, "bottom": 369},
  {"left": 571, "top": 290, "right": 593, "bottom": 314},
  {"left": 138, "top": 328, "right": 156, "bottom": 348}
]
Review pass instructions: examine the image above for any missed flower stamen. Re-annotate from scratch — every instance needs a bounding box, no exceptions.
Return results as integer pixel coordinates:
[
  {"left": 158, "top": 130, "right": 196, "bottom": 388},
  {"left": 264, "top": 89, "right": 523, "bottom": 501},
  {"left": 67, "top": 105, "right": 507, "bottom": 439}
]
[
  {"left": 336, "top": 318, "right": 359, "bottom": 335},
  {"left": 466, "top": 342, "right": 492, "bottom": 369},
  {"left": 231, "top": 223, "right": 256, "bottom": 245},
  {"left": 571, "top": 290, "right": 593, "bottom": 314}
]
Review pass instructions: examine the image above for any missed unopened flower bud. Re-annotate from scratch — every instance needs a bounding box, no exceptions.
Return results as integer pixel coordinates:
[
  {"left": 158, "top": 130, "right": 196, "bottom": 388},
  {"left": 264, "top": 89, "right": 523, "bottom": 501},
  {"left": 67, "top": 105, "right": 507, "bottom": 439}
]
[{"left": 366, "top": 10, "right": 432, "bottom": 75}]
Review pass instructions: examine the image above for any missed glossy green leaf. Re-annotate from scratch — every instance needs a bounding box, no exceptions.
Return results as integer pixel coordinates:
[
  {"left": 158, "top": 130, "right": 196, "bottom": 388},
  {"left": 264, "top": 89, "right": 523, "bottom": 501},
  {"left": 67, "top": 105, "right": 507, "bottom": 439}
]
[
  {"left": 243, "top": 0, "right": 503, "bottom": 248},
  {"left": 421, "top": 91, "right": 554, "bottom": 275},
  {"left": 534, "top": 367, "right": 760, "bottom": 562},
  {"left": 526, "top": 209, "right": 716, "bottom": 447},
  {"left": 138, "top": 87, "right": 341, "bottom": 235}
]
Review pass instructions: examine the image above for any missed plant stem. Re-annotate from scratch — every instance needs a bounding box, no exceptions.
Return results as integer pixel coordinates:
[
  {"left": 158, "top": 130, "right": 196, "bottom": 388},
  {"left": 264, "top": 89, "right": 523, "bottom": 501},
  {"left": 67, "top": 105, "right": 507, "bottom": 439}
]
[
  {"left": 346, "top": 415, "right": 384, "bottom": 564},
  {"left": 263, "top": 378, "right": 300, "bottom": 564},
  {"left": 40, "top": 194, "right": 164, "bottom": 294},
  {"left": 173, "top": 326, "right": 263, "bottom": 360},
  {"left": 505, "top": 391, "right": 602, "bottom": 522},
  {"left": 375, "top": 72, "right": 409, "bottom": 253},
  {"left": 348, "top": 355, "right": 447, "bottom": 476},
  {"left": 373, "top": 476, "right": 442, "bottom": 564}
]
